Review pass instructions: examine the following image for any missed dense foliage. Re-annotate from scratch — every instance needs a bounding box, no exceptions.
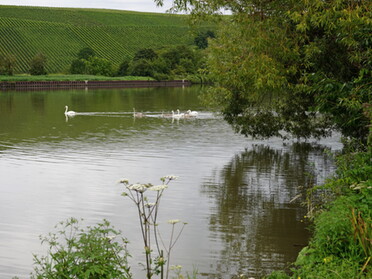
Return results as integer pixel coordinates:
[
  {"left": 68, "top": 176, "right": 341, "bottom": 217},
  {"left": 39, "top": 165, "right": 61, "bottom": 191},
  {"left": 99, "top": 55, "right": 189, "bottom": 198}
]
[
  {"left": 31, "top": 218, "right": 131, "bottom": 279},
  {"left": 0, "top": 54, "right": 16, "bottom": 75},
  {"left": 29, "top": 53, "right": 47, "bottom": 75},
  {"left": 156, "top": 0, "right": 371, "bottom": 143},
  {"left": 117, "top": 45, "right": 207, "bottom": 81}
]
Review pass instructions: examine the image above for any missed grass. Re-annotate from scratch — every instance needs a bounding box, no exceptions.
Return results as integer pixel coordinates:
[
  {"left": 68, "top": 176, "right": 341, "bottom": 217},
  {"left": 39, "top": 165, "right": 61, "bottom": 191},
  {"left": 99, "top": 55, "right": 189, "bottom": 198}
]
[
  {"left": 0, "top": 5, "right": 212, "bottom": 74},
  {"left": 0, "top": 74, "right": 154, "bottom": 82}
]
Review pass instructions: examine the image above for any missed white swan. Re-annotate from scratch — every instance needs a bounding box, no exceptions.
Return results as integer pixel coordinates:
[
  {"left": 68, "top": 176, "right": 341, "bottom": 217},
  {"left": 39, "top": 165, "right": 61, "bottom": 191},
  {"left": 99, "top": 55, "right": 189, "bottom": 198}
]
[
  {"left": 176, "top": 109, "right": 185, "bottom": 118},
  {"left": 133, "top": 108, "right": 144, "bottom": 118},
  {"left": 64, "top": 106, "right": 76, "bottom": 116},
  {"left": 186, "top": 110, "right": 198, "bottom": 117},
  {"left": 172, "top": 110, "right": 183, "bottom": 119}
]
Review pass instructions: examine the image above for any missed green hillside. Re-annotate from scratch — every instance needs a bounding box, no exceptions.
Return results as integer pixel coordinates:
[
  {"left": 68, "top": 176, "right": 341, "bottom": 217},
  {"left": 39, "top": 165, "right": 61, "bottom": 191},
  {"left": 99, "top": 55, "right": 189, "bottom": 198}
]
[{"left": 0, "top": 5, "right": 200, "bottom": 74}]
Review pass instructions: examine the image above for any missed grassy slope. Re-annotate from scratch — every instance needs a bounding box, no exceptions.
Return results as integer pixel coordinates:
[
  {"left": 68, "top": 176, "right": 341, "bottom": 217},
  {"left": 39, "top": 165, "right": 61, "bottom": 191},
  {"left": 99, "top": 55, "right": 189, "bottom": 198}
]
[{"left": 0, "top": 5, "right": 202, "bottom": 74}]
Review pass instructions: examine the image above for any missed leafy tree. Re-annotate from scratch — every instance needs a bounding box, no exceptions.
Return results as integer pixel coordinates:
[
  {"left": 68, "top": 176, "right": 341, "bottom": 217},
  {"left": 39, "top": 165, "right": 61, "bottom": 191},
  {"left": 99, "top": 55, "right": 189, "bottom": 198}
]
[
  {"left": 161, "top": 45, "right": 197, "bottom": 72},
  {"left": 194, "top": 30, "right": 215, "bottom": 49},
  {"left": 133, "top": 48, "right": 158, "bottom": 61},
  {"left": 0, "top": 54, "right": 16, "bottom": 75},
  {"left": 31, "top": 218, "right": 131, "bottom": 279},
  {"left": 117, "top": 59, "right": 130, "bottom": 76},
  {"left": 155, "top": 0, "right": 371, "bottom": 144},
  {"left": 78, "top": 47, "right": 95, "bottom": 60},
  {"left": 70, "top": 59, "right": 86, "bottom": 74},
  {"left": 29, "top": 53, "right": 47, "bottom": 75},
  {"left": 85, "top": 56, "right": 114, "bottom": 76},
  {"left": 129, "top": 59, "right": 154, "bottom": 77}
]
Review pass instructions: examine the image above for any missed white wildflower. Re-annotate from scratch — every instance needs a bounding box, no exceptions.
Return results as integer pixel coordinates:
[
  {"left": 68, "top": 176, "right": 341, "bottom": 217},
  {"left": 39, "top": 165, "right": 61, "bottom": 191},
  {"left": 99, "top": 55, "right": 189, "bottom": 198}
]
[
  {"left": 127, "top": 183, "right": 147, "bottom": 193},
  {"left": 106, "top": 235, "right": 116, "bottom": 241},
  {"left": 167, "top": 219, "right": 180, "bottom": 224},
  {"left": 149, "top": 185, "right": 168, "bottom": 191},
  {"left": 146, "top": 202, "right": 156, "bottom": 208},
  {"left": 119, "top": 178, "right": 129, "bottom": 184},
  {"left": 162, "top": 175, "right": 179, "bottom": 181}
]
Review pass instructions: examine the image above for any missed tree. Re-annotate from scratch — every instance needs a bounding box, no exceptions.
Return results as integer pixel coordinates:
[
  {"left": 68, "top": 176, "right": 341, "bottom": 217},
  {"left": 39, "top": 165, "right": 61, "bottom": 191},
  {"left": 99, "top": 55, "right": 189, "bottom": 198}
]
[
  {"left": 129, "top": 59, "right": 154, "bottom": 77},
  {"left": 70, "top": 59, "right": 86, "bottom": 74},
  {"left": 85, "top": 56, "right": 114, "bottom": 76},
  {"left": 0, "top": 54, "right": 16, "bottom": 75},
  {"left": 133, "top": 48, "right": 158, "bottom": 61},
  {"left": 78, "top": 47, "right": 95, "bottom": 60},
  {"left": 117, "top": 59, "right": 130, "bottom": 76},
  {"left": 155, "top": 0, "right": 371, "bottom": 144},
  {"left": 194, "top": 30, "right": 215, "bottom": 49},
  {"left": 29, "top": 53, "right": 47, "bottom": 75}
]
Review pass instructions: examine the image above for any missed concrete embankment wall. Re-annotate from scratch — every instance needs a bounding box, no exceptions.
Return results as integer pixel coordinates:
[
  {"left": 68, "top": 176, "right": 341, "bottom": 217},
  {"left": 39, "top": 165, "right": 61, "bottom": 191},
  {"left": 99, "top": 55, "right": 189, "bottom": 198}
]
[{"left": 0, "top": 80, "right": 192, "bottom": 90}]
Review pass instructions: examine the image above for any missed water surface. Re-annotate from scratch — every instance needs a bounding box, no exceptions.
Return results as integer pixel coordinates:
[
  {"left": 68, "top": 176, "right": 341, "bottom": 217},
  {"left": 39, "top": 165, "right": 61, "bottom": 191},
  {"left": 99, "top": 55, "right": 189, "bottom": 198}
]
[{"left": 0, "top": 87, "right": 341, "bottom": 278}]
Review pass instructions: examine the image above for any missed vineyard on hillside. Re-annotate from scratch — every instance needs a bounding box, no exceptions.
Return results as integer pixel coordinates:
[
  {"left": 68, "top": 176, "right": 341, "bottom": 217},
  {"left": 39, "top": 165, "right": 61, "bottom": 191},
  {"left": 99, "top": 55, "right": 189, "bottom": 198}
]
[{"left": 0, "top": 5, "right": 204, "bottom": 74}]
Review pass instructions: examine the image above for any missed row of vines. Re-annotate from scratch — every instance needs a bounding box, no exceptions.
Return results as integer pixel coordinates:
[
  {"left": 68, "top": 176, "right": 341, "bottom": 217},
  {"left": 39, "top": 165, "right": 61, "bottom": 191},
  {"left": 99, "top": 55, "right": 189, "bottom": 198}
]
[{"left": 0, "top": 6, "right": 199, "bottom": 74}]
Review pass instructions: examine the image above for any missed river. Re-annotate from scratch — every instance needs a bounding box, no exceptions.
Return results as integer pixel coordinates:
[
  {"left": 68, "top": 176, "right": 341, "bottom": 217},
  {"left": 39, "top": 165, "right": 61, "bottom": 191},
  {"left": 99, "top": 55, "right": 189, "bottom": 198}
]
[{"left": 0, "top": 86, "right": 342, "bottom": 278}]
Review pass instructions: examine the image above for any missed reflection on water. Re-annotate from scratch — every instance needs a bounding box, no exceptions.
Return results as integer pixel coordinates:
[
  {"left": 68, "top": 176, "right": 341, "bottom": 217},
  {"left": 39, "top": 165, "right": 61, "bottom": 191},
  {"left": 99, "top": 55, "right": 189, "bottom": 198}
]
[
  {"left": 0, "top": 87, "right": 341, "bottom": 278},
  {"left": 201, "top": 144, "right": 335, "bottom": 278}
]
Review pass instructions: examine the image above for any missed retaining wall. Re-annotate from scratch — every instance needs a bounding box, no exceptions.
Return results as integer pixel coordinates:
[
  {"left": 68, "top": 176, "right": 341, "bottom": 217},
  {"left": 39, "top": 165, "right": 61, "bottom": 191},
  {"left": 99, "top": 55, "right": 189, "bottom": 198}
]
[{"left": 0, "top": 80, "right": 192, "bottom": 90}]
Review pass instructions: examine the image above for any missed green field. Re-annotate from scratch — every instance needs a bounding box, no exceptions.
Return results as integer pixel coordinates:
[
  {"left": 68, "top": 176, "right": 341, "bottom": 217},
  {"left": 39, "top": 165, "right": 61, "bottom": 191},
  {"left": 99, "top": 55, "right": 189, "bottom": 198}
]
[{"left": 0, "top": 5, "right": 204, "bottom": 74}]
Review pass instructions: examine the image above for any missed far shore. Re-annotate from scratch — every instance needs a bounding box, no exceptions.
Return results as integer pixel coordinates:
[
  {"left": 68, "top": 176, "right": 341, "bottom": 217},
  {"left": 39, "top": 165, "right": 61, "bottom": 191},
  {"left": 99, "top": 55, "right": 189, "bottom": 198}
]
[
  {"left": 0, "top": 74, "right": 155, "bottom": 82},
  {"left": 0, "top": 76, "right": 192, "bottom": 90}
]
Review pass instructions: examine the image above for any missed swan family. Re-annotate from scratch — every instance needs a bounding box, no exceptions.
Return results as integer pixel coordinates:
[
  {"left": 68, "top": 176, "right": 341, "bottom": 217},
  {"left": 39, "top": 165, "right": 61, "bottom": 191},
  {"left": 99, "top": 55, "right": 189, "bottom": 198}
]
[{"left": 64, "top": 106, "right": 198, "bottom": 119}]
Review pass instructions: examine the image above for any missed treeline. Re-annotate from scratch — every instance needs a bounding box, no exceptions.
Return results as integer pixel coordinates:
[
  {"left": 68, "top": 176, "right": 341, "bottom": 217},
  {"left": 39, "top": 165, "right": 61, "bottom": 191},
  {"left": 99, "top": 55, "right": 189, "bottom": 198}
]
[{"left": 69, "top": 44, "right": 206, "bottom": 81}]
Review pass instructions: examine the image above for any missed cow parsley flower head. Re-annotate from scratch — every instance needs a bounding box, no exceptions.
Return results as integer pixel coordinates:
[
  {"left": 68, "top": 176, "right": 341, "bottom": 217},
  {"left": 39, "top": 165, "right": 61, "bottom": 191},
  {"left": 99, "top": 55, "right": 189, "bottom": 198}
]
[
  {"left": 127, "top": 183, "right": 147, "bottom": 193},
  {"left": 163, "top": 175, "right": 179, "bottom": 181},
  {"left": 149, "top": 185, "right": 168, "bottom": 191},
  {"left": 167, "top": 219, "right": 180, "bottom": 224},
  {"left": 119, "top": 178, "right": 129, "bottom": 184}
]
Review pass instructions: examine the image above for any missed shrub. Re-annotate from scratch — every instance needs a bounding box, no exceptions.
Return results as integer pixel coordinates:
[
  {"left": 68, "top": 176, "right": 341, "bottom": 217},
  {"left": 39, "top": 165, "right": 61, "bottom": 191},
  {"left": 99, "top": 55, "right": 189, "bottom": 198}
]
[
  {"left": 29, "top": 53, "right": 47, "bottom": 75},
  {"left": 85, "top": 56, "right": 114, "bottom": 76},
  {"left": 133, "top": 48, "right": 157, "bottom": 61},
  {"left": 194, "top": 30, "right": 215, "bottom": 49},
  {"left": 78, "top": 47, "right": 95, "bottom": 60},
  {"left": 117, "top": 59, "right": 130, "bottom": 76},
  {"left": 0, "top": 54, "right": 16, "bottom": 75},
  {"left": 70, "top": 59, "right": 86, "bottom": 74},
  {"left": 31, "top": 218, "right": 132, "bottom": 279},
  {"left": 129, "top": 59, "right": 154, "bottom": 77}
]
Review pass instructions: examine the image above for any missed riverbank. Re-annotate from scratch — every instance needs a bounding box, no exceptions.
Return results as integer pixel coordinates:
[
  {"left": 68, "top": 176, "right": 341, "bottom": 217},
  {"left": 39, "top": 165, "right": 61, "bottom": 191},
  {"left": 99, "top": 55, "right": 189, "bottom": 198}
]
[
  {"left": 0, "top": 75, "right": 192, "bottom": 90},
  {"left": 267, "top": 140, "right": 371, "bottom": 279}
]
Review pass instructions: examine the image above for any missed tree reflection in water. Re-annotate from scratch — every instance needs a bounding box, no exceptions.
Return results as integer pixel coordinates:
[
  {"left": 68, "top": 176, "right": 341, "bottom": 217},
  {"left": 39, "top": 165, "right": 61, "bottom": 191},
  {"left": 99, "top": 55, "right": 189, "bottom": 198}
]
[{"left": 201, "top": 143, "right": 336, "bottom": 278}]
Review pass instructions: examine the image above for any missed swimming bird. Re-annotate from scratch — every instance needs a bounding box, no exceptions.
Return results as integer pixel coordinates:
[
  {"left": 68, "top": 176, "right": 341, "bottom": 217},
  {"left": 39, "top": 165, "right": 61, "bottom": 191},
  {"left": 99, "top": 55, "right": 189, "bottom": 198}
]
[
  {"left": 64, "top": 106, "right": 76, "bottom": 116},
  {"left": 172, "top": 110, "right": 183, "bottom": 119},
  {"left": 133, "top": 108, "right": 144, "bottom": 118},
  {"left": 176, "top": 109, "right": 185, "bottom": 118},
  {"left": 186, "top": 110, "right": 198, "bottom": 117}
]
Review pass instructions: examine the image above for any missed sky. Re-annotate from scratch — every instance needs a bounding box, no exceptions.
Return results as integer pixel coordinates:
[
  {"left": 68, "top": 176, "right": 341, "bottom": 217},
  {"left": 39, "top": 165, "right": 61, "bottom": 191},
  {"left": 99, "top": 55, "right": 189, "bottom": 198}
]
[{"left": 0, "top": 0, "right": 175, "bottom": 13}]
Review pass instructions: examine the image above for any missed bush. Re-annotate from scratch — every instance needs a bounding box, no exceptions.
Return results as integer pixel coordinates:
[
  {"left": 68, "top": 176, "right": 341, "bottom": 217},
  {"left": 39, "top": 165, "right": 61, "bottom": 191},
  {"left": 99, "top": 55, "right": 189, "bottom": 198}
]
[
  {"left": 70, "top": 59, "right": 86, "bottom": 74},
  {"left": 78, "top": 47, "right": 95, "bottom": 60},
  {"left": 129, "top": 59, "right": 154, "bottom": 77},
  {"left": 85, "top": 56, "right": 114, "bottom": 76},
  {"left": 290, "top": 150, "right": 372, "bottom": 279},
  {"left": 0, "top": 54, "right": 16, "bottom": 75},
  {"left": 29, "top": 53, "right": 47, "bottom": 75},
  {"left": 117, "top": 60, "right": 130, "bottom": 76},
  {"left": 133, "top": 48, "right": 157, "bottom": 61},
  {"left": 194, "top": 30, "right": 215, "bottom": 49},
  {"left": 31, "top": 218, "right": 132, "bottom": 279}
]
